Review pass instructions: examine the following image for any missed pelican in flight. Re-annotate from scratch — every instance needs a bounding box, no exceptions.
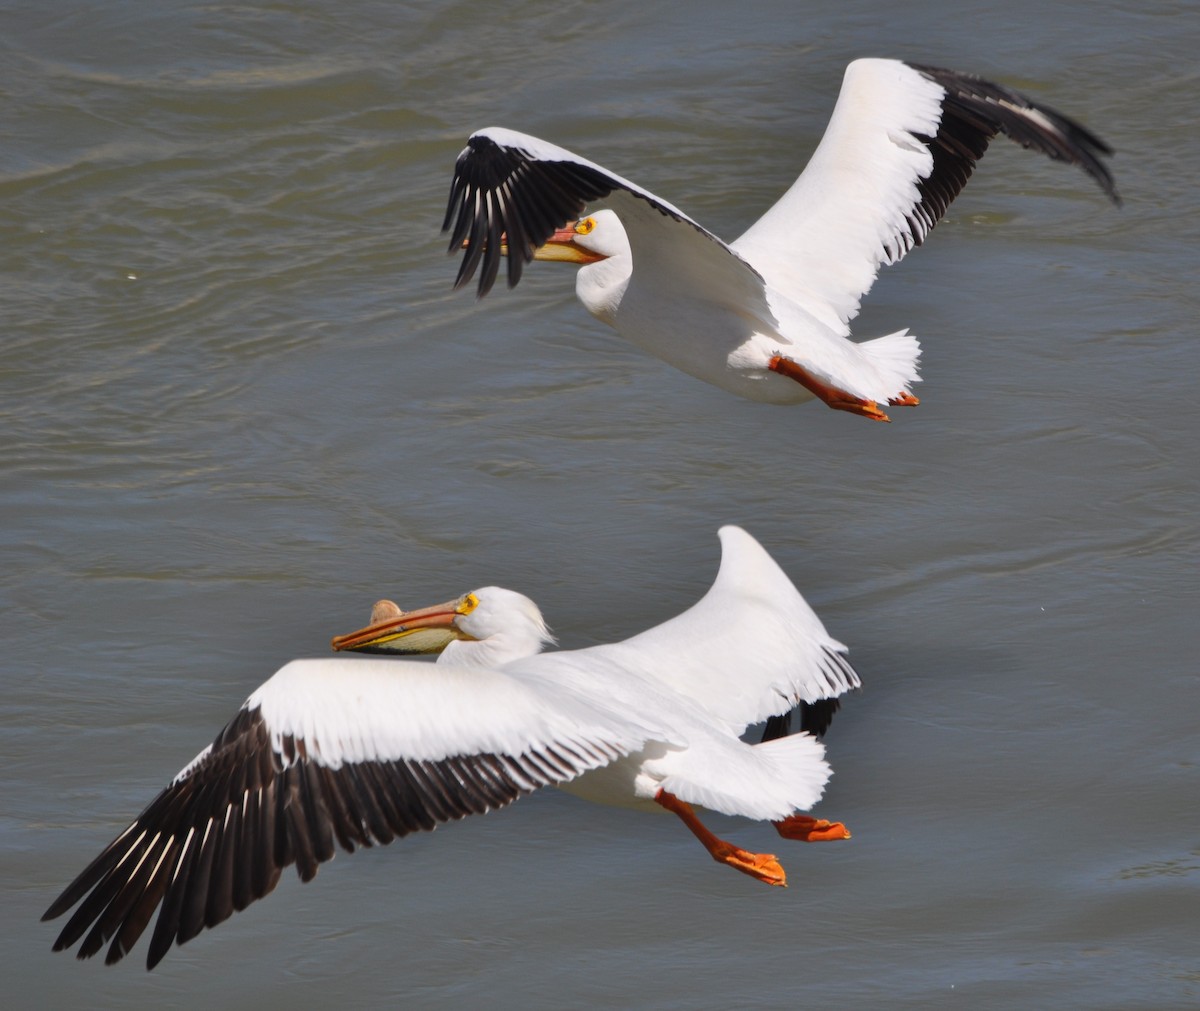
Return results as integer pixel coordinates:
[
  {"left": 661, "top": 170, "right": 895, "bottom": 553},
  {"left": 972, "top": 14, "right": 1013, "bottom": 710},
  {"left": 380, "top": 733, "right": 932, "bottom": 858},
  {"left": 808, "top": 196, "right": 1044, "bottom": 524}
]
[
  {"left": 44, "top": 527, "right": 859, "bottom": 969},
  {"left": 444, "top": 58, "right": 1119, "bottom": 421}
]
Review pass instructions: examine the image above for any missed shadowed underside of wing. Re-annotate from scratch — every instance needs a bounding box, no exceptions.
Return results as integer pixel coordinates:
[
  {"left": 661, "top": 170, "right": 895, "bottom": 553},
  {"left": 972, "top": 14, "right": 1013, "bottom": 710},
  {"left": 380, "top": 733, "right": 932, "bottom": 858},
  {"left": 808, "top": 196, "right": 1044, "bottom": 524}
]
[{"left": 43, "top": 702, "right": 624, "bottom": 969}]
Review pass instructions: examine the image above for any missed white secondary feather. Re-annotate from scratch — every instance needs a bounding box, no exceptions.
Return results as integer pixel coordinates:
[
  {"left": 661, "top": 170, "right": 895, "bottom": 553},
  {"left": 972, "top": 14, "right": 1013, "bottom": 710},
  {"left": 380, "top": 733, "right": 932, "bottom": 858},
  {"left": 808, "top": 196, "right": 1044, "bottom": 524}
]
[{"left": 242, "top": 657, "right": 642, "bottom": 770}]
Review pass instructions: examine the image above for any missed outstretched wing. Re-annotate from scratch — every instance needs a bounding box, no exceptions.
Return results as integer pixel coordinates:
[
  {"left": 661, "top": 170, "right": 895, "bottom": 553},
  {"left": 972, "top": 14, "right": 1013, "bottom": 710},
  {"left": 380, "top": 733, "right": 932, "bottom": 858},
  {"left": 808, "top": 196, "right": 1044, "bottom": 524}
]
[
  {"left": 43, "top": 657, "right": 636, "bottom": 969},
  {"left": 731, "top": 58, "right": 1120, "bottom": 332},
  {"left": 590, "top": 526, "right": 861, "bottom": 736}
]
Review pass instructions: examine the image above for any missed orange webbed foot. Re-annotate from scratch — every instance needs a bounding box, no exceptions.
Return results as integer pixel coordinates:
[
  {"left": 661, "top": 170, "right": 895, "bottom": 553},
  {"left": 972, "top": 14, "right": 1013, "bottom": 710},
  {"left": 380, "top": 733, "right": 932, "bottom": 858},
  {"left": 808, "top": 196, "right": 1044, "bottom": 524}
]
[
  {"left": 774, "top": 814, "right": 852, "bottom": 842},
  {"left": 888, "top": 391, "right": 920, "bottom": 407},
  {"left": 830, "top": 398, "right": 890, "bottom": 422},
  {"left": 654, "top": 789, "right": 789, "bottom": 887},
  {"left": 710, "top": 842, "right": 788, "bottom": 887}
]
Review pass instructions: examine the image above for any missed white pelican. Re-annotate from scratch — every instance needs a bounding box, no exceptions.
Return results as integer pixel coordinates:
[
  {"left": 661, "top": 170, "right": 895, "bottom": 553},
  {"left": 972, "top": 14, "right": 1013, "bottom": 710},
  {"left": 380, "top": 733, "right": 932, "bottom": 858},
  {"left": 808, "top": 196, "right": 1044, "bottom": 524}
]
[
  {"left": 44, "top": 527, "right": 859, "bottom": 969},
  {"left": 444, "top": 58, "right": 1119, "bottom": 421}
]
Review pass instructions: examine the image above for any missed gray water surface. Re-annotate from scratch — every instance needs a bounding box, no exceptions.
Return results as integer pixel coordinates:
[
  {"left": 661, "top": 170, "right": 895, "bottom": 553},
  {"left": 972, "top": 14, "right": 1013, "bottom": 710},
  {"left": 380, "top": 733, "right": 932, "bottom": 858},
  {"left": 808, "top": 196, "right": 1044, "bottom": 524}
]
[{"left": 3, "top": 2, "right": 1198, "bottom": 1008}]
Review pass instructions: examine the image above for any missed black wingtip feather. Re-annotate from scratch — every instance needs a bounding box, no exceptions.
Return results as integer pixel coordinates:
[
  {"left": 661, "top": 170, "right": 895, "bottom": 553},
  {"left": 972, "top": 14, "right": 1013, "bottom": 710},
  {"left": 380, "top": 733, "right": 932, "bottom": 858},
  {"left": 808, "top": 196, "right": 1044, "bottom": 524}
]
[
  {"left": 442, "top": 132, "right": 617, "bottom": 297},
  {"left": 910, "top": 63, "right": 1120, "bottom": 207}
]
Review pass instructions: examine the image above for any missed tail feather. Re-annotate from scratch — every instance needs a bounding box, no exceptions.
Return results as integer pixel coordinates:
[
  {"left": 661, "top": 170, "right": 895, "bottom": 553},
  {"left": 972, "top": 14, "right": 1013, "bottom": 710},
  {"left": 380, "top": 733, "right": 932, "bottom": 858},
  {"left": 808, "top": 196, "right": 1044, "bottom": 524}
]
[
  {"left": 659, "top": 731, "right": 831, "bottom": 822},
  {"left": 752, "top": 732, "right": 833, "bottom": 814},
  {"left": 857, "top": 327, "right": 922, "bottom": 399}
]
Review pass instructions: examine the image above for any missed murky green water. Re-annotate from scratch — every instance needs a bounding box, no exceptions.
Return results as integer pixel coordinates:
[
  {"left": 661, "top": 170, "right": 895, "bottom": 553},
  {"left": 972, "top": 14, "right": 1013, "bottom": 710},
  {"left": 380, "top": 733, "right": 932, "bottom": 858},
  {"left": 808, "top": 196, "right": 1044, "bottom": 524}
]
[{"left": 3, "top": 2, "right": 1197, "bottom": 1007}]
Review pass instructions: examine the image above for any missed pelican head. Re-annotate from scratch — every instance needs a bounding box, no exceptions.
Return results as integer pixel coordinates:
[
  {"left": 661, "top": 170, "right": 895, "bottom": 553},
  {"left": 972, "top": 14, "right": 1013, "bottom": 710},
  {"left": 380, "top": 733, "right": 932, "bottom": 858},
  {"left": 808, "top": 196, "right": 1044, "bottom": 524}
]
[
  {"left": 330, "top": 586, "right": 553, "bottom": 667},
  {"left": 532, "top": 210, "right": 631, "bottom": 324},
  {"left": 530, "top": 210, "right": 628, "bottom": 265}
]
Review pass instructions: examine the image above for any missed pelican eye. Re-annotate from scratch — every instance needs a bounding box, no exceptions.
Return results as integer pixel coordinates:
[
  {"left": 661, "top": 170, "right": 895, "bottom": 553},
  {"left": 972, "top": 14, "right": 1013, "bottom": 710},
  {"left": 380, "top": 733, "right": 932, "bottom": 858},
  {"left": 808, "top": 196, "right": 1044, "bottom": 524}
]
[
  {"left": 575, "top": 217, "right": 596, "bottom": 235},
  {"left": 457, "top": 593, "right": 479, "bottom": 615}
]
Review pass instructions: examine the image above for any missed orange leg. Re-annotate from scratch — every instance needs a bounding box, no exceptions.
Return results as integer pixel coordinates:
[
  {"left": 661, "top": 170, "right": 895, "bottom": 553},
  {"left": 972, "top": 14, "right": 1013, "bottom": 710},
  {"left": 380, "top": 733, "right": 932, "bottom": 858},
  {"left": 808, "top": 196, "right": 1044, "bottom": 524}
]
[
  {"left": 768, "top": 355, "right": 890, "bottom": 422},
  {"left": 768, "top": 356, "right": 919, "bottom": 420},
  {"left": 774, "top": 814, "right": 852, "bottom": 842},
  {"left": 654, "top": 789, "right": 787, "bottom": 887}
]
